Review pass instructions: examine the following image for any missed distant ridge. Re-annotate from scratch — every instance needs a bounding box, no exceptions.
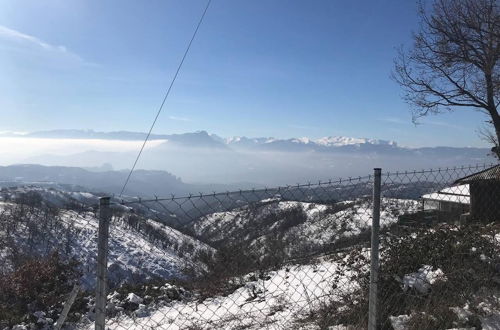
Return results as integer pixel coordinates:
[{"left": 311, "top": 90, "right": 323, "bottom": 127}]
[
  {"left": 0, "top": 164, "right": 187, "bottom": 197},
  {"left": 17, "top": 129, "right": 397, "bottom": 146},
  {"left": 1, "top": 129, "right": 487, "bottom": 152}
]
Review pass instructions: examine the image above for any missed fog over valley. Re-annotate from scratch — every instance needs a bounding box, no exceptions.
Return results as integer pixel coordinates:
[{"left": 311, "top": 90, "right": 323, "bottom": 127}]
[{"left": 0, "top": 130, "right": 493, "bottom": 194}]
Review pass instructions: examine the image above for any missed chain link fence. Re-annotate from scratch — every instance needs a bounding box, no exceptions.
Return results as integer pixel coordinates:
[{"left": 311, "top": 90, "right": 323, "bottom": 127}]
[
  {"left": 101, "top": 174, "right": 378, "bottom": 330},
  {"left": 0, "top": 163, "right": 499, "bottom": 329},
  {"left": 373, "top": 164, "right": 500, "bottom": 329}
]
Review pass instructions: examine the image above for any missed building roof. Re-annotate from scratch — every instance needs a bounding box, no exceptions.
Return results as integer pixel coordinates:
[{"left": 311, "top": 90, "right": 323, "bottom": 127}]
[
  {"left": 422, "top": 184, "right": 470, "bottom": 204},
  {"left": 454, "top": 164, "right": 500, "bottom": 184}
]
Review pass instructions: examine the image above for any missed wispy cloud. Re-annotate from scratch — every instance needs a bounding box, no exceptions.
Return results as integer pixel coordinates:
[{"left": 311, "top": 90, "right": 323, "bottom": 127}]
[
  {"left": 168, "top": 115, "right": 191, "bottom": 122},
  {"left": 379, "top": 117, "right": 410, "bottom": 125},
  {"left": 380, "top": 116, "right": 467, "bottom": 130},
  {"left": 0, "top": 137, "right": 165, "bottom": 158},
  {"left": 422, "top": 120, "right": 466, "bottom": 130},
  {"left": 0, "top": 25, "right": 64, "bottom": 51},
  {"left": 0, "top": 25, "right": 87, "bottom": 64}
]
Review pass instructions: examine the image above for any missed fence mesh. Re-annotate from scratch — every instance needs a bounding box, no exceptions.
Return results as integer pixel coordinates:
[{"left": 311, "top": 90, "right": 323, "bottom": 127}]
[
  {"left": 0, "top": 163, "right": 499, "bottom": 329},
  {"left": 103, "top": 175, "right": 376, "bottom": 330},
  {"left": 375, "top": 164, "right": 500, "bottom": 329}
]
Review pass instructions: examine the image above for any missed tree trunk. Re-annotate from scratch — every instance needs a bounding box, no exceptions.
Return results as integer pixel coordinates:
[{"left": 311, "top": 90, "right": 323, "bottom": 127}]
[
  {"left": 491, "top": 109, "right": 500, "bottom": 158},
  {"left": 485, "top": 72, "right": 500, "bottom": 159}
]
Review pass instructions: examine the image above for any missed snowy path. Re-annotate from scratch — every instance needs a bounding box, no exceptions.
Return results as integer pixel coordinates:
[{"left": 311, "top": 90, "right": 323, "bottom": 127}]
[{"left": 99, "top": 260, "right": 358, "bottom": 330}]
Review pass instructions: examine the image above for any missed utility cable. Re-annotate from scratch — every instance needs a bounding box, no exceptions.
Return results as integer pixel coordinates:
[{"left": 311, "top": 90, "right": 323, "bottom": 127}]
[{"left": 120, "top": 0, "right": 212, "bottom": 197}]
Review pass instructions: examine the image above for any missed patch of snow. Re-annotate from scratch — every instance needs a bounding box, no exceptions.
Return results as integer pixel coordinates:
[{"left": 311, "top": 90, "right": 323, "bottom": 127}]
[
  {"left": 450, "top": 304, "right": 472, "bottom": 322},
  {"left": 12, "top": 325, "right": 28, "bottom": 330},
  {"left": 291, "top": 137, "right": 311, "bottom": 144},
  {"left": 389, "top": 314, "right": 410, "bottom": 330},
  {"left": 402, "top": 265, "right": 446, "bottom": 294}
]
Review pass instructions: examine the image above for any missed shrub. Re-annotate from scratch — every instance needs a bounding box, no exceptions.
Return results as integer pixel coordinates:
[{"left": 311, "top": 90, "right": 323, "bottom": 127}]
[
  {"left": 307, "top": 223, "right": 500, "bottom": 329},
  {"left": 0, "top": 252, "right": 81, "bottom": 327}
]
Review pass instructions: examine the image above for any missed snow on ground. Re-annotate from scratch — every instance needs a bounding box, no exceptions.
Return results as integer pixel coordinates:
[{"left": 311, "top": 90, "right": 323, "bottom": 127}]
[
  {"left": 402, "top": 265, "right": 446, "bottom": 294},
  {"left": 92, "top": 258, "right": 360, "bottom": 330}
]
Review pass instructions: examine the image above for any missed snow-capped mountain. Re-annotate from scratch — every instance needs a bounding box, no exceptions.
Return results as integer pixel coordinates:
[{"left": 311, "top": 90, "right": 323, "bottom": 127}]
[
  {"left": 224, "top": 134, "right": 398, "bottom": 151},
  {"left": 20, "top": 129, "right": 400, "bottom": 151},
  {"left": 314, "top": 136, "right": 397, "bottom": 147},
  {"left": 0, "top": 128, "right": 403, "bottom": 151},
  {"left": 227, "top": 135, "right": 398, "bottom": 147},
  {"left": 1, "top": 129, "right": 489, "bottom": 153},
  {"left": 14, "top": 128, "right": 487, "bottom": 155}
]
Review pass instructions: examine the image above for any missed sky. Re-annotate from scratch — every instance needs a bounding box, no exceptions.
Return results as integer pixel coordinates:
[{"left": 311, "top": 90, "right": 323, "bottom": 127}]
[{"left": 0, "top": 0, "right": 493, "bottom": 148}]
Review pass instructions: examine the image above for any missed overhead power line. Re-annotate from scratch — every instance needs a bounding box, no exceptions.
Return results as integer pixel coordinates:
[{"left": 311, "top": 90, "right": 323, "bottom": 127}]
[{"left": 120, "top": 0, "right": 212, "bottom": 197}]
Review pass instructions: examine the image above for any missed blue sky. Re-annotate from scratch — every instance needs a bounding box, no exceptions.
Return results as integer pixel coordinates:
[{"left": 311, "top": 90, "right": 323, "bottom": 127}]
[{"left": 0, "top": 0, "right": 492, "bottom": 147}]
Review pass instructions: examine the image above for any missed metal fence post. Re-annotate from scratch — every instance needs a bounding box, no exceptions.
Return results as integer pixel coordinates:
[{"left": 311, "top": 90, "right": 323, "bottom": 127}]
[
  {"left": 95, "top": 197, "right": 111, "bottom": 330},
  {"left": 54, "top": 284, "right": 80, "bottom": 330},
  {"left": 368, "top": 168, "right": 381, "bottom": 330}
]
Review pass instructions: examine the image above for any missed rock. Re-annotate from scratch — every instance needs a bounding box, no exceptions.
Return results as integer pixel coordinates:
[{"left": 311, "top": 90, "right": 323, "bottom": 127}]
[
  {"left": 107, "top": 291, "right": 120, "bottom": 301},
  {"left": 161, "top": 284, "right": 181, "bottom": 300},
  {"left": 32, "top": 311, "right": 45, "bottom": 319},
  {"left": 126, "top": 293, "right": 143, "bottom": 304},
  {"left": 134, "top": 304, "right": 150, "bottom": 318}
]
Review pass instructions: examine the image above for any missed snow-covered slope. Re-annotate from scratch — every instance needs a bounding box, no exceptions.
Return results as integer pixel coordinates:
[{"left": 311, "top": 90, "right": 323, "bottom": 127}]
[
  {"left": 0, "top": 185, "right": 100, "bottom": 207},
  {"left": 0, "top": 197, "right": 214, "bottom": 288},
  {"left": 61, "top": 210, "right": 202, "bottom": 286},
  {"left": 190, "top": 198, "right": 418, "bottom": 257}
]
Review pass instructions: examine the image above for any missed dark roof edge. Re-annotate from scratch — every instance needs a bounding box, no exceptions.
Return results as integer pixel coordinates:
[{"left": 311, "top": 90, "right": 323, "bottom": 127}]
[{"left": 454, "top": 164, "right": 500, "bottom": 184}]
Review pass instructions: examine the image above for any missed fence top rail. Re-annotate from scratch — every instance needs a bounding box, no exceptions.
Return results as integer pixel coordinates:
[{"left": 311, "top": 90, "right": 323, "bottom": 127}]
[
  {"left": 108, "top": 162, "right": 498, "bottom": 206},
  {"left": 382, "top": 162, "right": 497, "bottom": 176},
  {"left": 112, "top": 174, "right": 374, "bottom": 206}
]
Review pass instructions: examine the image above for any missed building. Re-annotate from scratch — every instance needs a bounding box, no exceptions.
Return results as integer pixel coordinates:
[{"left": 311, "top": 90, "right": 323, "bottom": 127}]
[
  {"left": 453, "top": 164, "right": 500, "bottom": 222},
  {"left": 421, "top": 184, "right": 470, "bottom": 214}
]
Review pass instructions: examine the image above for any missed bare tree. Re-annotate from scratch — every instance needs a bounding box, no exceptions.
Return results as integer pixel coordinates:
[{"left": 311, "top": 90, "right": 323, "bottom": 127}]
[
  {"left": 393, "top": 0, "right": 500, "bottom": 158},
  {"left": 478, "top": 121, "right": 500, "bottom": 154}
]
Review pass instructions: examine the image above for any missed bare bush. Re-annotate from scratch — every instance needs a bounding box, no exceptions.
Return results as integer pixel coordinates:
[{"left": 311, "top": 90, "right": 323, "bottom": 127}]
[{"left": 0, "top": 252, "right": 81, "bottom": 328}]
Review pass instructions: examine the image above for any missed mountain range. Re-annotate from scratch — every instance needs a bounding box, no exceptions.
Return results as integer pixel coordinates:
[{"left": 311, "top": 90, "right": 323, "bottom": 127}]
[
  {"left": 0, "top": 129, "right": 495, "bottom": 186},
  {"left": 1, "top": 129, "right": 489, "bottom": 154}
]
